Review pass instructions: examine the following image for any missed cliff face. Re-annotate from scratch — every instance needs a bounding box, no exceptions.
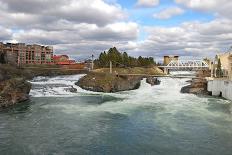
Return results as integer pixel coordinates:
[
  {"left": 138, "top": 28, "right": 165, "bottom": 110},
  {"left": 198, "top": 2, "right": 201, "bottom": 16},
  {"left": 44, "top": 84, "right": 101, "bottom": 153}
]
[
  {"left": 76, "top": 72, "right": 142, "bottom": 93},
  {"left": 0, "top": 78, "right": 31, "bottom": 108},
  {"left": 0, "top": 64, "right": 88, "bottom": 108},
  {"left": 0, "top": 65, "right": 32, "bottom": 108}
]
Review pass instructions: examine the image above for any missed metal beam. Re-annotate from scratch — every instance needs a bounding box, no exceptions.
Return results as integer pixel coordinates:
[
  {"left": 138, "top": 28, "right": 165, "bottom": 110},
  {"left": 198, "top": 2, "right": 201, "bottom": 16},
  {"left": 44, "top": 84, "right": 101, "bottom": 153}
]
[{"left": 159, "top": 60, "right": 209, "bottom": 70}]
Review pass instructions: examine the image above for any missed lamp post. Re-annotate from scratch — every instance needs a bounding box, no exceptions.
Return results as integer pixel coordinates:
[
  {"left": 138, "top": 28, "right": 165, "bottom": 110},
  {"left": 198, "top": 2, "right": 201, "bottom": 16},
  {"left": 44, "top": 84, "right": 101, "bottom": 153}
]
[{"left": 110, "top": 61, "right": 112, "bottom": 74}]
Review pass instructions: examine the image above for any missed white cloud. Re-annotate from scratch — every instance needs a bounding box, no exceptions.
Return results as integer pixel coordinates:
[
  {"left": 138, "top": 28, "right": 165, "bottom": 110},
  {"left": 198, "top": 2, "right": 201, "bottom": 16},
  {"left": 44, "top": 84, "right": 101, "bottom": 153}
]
[
  {"left": 0, "top": 26, "right": 12, "bottom": 41},
  {"left": 175, "top": 0, "right": 232, "bottom": 19},
  {"left": 12, "top": 22, "right": 139, "bottom": 58},
  {"left": 0, "top": 0, "right": 232, "bottom": 60},
  {"left": 132, "top": 19, "right": 232, "bottom": 58},
  {"left": 0, "top": 0, "right": 134, "bottom": 58},
  {"left": 136, "top": 0, "right": 159, "bottom": 8},
  {"left": 0, "top": 0, "right": 126, "bottom": 26},
  {"left": 153, "top": 7, "right": 185, "bottom": 19}
]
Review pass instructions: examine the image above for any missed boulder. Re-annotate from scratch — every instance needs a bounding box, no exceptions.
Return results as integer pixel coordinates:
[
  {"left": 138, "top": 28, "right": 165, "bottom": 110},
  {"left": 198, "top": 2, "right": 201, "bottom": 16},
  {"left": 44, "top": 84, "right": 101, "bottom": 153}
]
[
  {"left": 146, "top": 77, "right": 160, "bottom": 86},
  {"left": 65, "top": 86, "right": 77, "bottom": 93}
]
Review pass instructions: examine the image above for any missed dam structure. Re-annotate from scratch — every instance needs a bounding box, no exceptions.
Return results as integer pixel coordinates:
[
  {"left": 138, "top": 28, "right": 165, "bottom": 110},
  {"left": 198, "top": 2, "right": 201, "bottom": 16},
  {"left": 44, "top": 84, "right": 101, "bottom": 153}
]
[{"left": 207, "top": 79, "right": 232, "bottom": 100}]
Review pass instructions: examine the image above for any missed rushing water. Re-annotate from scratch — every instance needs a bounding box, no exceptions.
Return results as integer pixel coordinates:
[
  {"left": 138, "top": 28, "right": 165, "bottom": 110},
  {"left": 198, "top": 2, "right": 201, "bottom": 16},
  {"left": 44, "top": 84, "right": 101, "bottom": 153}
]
[{"left": 1, "top": 73, "right": 232, "bottom": 155}]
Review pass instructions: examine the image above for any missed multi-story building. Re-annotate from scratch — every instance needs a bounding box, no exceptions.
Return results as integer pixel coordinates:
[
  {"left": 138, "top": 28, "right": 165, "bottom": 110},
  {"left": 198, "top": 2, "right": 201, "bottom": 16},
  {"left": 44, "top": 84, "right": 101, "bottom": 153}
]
[
  {"left": 215, "top": 51, "right": 232, "bottom": 79},
  {"left": 163, "top": 55, "right": 179, "bottom": 65},
  {"left": 0, "top": 42, "right": 53, "bottom": 65}
]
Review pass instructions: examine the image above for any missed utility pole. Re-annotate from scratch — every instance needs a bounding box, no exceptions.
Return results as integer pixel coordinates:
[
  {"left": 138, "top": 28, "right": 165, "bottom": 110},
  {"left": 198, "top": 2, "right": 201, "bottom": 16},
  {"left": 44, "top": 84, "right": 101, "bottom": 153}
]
[
  {"left": 91, "top": 54, "right": 94, "bottom": 70},
  {"left": 110, "top": 61, "right": 112, "bottom": 74},
  {"left": 211, "top": 61, "right": 214, "bottom": 78}
]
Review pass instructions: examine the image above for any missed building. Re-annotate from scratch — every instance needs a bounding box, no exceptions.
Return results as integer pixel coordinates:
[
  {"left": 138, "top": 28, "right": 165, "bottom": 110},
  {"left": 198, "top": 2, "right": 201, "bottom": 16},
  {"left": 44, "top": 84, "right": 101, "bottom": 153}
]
[
  {"left": 163, "top": 55, "right": 179, "bottom": 65},
  {"left": 215, "top": 51, "right": 232, "bottom": 79},
  {"left": 53, "top": 55, "right": 76, "bottom": 65},
  {"left": 0, "top": 42, "right": 53, "bottom": 65}
]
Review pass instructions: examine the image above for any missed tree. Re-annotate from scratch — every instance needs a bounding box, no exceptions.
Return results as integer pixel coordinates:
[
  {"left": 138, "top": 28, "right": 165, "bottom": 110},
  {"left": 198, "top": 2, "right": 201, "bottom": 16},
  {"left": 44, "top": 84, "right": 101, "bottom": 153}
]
[
  {"left": 94, "top": 47, "right": 156, "bottom": 68},
  {"left": 0, "top": 52, "right": 6, "bottom": 64},
  {"left": 216, "top": 58, "right": 223, "bottom": 78},
  {"left": 122, "top": 52, "right": 129, "bottom": 66}
]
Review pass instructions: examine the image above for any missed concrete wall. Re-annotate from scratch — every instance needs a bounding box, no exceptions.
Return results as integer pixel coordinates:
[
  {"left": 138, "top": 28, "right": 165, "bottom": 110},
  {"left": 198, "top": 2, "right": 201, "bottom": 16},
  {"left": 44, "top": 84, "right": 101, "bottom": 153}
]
[
  {"left": 217, "top": 52, "right": 232, "bottom": 79},
  {"left": 208, "top": 79, "right": 232, "bottom": 100}
]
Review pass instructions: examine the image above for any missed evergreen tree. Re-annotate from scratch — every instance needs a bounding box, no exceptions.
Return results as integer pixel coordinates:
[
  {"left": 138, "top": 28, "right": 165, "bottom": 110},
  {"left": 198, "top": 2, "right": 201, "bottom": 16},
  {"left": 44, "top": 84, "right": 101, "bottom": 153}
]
[
  {"left": 94, "top": 47, "right": 156, "bottom": 68},
  {"left": 122, "top": 52, "right": 129, "bottom": 66},
  {"left": 216, "top": 58, "right": 223, "bottom": 77}
]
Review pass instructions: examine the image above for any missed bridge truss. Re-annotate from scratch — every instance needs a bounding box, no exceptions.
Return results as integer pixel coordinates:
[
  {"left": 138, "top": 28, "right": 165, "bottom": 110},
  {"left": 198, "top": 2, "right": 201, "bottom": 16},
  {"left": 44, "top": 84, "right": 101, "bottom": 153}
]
[{"left": 161, "top": 60, "right": 209, "bottom": 71}]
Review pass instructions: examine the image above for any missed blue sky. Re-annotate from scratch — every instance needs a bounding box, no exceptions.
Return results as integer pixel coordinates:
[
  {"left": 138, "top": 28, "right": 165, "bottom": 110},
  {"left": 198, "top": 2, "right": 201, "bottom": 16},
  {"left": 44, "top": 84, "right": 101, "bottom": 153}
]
[
  {"left": 117, "top": 0, "right": 214, "bottom": 26},
  {"left": 115, "top": 0, "right": 215, "bottom": 43},
  {"left": 0, "top": 0, "right": 232, "bottom": 60}
]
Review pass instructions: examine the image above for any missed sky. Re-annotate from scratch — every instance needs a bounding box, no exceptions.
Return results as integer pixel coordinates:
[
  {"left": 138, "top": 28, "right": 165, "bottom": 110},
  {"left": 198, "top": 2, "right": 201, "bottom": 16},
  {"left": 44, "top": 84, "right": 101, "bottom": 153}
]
[{"left": 0, "top": 0, "right": 232, "bottom": 61}]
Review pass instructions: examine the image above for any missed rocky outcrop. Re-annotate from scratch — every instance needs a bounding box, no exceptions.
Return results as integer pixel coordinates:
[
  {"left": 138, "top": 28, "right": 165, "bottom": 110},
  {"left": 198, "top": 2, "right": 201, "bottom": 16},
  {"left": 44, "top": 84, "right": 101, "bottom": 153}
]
[
  {"left": 76, "top": 72, "right": 142, "bottom": 93},
  {"left": 64, "top": 86, "right": 77, "bottom": 93},
  {"left": 146, "top": 77, "right": 160, "bottom": 86},
  {"left": 181, "top": 78, "right": 210, "bottom": 95},
  {"left": 0, "top": 78, "right": 31, "bottom": 108}
]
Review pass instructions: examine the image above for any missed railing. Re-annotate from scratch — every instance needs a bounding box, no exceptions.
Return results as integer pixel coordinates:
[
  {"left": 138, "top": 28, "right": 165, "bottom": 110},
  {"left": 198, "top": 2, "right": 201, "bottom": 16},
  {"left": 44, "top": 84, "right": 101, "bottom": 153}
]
[{"left": 159, "top": 60, "right": 209, "bottom": 70}]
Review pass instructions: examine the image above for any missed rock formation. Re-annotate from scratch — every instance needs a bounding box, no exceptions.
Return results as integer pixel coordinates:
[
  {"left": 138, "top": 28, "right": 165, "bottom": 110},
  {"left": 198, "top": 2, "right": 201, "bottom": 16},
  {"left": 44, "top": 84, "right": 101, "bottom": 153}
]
[
  {"left": 0, "top": 78, "right": 31, "bottom": 108},
  {"left": 76, "top": 72, "right": 142, "bottom": 93},
  {"left": 181, "top": 78, "right": 210, "bottom": 95},
  {"left": 181, "top": 70, "right": 211, "bottom": 95},
  {"left": 146, "top": 77, "right": 160, "bottom": 86}
]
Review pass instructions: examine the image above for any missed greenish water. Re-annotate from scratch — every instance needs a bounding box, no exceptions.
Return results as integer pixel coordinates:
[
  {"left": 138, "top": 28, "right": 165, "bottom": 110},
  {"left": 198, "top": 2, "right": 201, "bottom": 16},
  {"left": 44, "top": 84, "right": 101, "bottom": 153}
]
[{"left": 0, "top": 74, "right": 232, "bottom": 155}]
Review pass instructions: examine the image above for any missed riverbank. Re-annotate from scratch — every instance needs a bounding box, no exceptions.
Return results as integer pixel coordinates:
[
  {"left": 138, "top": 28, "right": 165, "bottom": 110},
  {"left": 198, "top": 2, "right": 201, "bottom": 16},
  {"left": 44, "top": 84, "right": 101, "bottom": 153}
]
[
  {"left": 0, "top": 64, "right": 88, "bottom": 108},
  {"left": 76, "top": 67, "right": 163, "bottom": 93},
  {"left": 181, "top": 78, "right": 210, "bottom": 95},
  {"left": 0, "top": 65, "right": 30, "bottom": 108}
]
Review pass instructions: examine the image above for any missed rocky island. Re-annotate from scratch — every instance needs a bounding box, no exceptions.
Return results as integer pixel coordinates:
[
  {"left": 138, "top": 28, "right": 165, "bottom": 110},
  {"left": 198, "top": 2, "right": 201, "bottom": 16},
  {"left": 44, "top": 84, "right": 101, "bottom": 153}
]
[
  {"left": 76, "top": 67, "right": 163, "bottom": 93},
  {"left": 76, "top": 47, "right": 164, "bottom": 93}
]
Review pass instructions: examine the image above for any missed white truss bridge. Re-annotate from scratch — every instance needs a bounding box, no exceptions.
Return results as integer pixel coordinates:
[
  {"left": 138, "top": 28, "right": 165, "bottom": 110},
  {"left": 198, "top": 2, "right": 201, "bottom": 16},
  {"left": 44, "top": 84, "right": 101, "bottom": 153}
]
[{"left": 159, "top": 60, "right": 209, "bottom": 70}]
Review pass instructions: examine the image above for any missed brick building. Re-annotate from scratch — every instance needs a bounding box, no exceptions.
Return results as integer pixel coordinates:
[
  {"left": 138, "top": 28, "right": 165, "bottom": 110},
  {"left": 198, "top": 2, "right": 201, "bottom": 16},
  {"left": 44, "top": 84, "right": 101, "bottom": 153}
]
[
  {"left": 0, "top": 42, "right": 53, "bottom": 65},
  {"left": 53, "top": 55, "right": 76, "bottom": 65}
]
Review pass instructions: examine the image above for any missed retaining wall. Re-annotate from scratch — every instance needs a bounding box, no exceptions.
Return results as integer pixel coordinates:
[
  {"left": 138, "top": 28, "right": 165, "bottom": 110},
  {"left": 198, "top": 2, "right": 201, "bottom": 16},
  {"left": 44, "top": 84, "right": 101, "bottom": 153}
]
[{"left": 208, "top": 79, "right": 232, "bottom": 100}]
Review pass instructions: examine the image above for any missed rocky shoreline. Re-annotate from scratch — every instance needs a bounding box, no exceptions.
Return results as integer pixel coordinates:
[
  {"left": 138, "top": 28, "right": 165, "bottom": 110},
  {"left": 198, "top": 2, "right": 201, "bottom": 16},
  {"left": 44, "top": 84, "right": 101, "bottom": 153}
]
[
  {"left": 0, "top": 78, "right": 31, "bottom": 108},
  {"left": 180, "top": 70, "right": 211, "bottom": 96},
  {"left": 0, "top": 65, "right": 30, "bottom": 108},
  {"left": 181, "top": 78, "right": 210, "bottom": 95},
  {"left": 0, "top": 64, "right": 87, "bottom": 109}
]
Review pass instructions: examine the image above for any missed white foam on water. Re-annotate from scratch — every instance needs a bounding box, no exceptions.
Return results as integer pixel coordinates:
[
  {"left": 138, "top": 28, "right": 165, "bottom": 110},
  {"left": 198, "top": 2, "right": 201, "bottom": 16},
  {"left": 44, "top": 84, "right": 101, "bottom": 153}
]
[
  {"left": 30, "top": 72, "right": 232, "bottom": 123},
  {"left": 30, "top": 74, "right": 87, "bottom": 97}
]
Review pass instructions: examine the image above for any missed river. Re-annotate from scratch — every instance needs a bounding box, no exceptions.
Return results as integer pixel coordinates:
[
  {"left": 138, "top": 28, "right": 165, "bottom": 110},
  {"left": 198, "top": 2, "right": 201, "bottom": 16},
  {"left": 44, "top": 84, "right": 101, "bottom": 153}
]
[{"left": 0, "top": 73, "right": 232, "bottom": 155}]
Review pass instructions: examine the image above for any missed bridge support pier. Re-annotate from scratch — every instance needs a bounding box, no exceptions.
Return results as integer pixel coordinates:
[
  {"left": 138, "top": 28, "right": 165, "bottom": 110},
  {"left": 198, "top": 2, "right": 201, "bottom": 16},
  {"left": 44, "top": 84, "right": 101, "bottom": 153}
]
[{"left": 164, "top": 68, "right": 169, "bottom": 74}]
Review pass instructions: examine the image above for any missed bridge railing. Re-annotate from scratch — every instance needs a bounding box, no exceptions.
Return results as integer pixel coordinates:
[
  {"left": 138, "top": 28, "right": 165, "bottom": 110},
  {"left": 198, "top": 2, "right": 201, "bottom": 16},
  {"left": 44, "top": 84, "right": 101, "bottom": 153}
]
[{"left": 159, "top": 60, "right": 209, "bottom": 70}]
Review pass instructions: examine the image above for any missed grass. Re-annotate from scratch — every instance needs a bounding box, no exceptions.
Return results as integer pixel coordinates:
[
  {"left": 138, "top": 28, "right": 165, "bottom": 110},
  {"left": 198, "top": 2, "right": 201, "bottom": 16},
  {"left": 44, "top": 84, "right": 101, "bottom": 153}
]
[{"left": 93, "top": 66, "right": 165, "bottom": 75}]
